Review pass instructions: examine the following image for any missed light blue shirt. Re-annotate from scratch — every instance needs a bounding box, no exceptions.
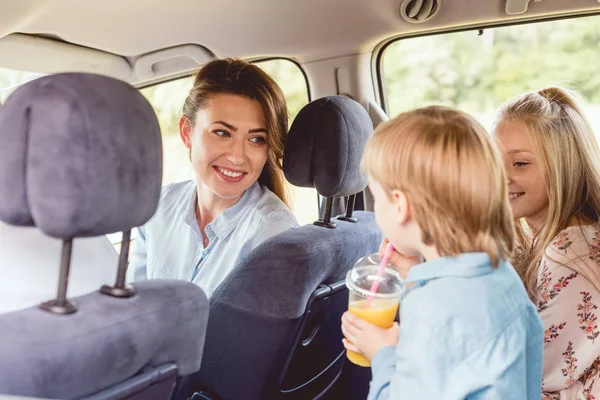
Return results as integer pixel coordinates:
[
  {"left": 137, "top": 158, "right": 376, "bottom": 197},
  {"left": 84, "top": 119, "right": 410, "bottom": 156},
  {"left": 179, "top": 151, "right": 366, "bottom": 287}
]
[
  {"left": 369, "top": 253, "right": 544, "bottom": 400},
  {"left": 127, "top": 180, "right": 298, "bottom": 298}
]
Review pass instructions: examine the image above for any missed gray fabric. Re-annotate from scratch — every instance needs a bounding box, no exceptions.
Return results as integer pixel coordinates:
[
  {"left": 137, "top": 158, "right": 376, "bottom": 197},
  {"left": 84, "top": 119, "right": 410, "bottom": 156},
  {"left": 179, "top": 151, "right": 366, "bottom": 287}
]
[
  {"left": 0, "top": 73, "right": 204, "bottom": 400},
  {"left": 283, "top": 96, "right": 372, "bottom": 198},
  {"left": 82, "top": 363, "right": 178, "bottom": 400},
  {"left": 211, "top": 211, "right": 382, "bottom": 319},
  {"left": 194, "top": 97, "right": 377, "bottom": 399},
  {"left": 0, "top": 73, "right": 163, "bottom": 238},
  {"left": 195, "top": 211, "right": 381, "bottom": 399},
  {"left": 0, "top": 280, "right": 208, "bottom": 399}
]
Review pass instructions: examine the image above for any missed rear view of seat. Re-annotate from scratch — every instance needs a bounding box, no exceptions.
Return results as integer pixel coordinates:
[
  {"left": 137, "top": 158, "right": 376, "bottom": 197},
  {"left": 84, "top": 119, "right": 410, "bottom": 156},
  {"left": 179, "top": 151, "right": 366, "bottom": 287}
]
[
  {"left": 0, "top": 73, "right": 209, "bottom": 399},
  {"left": 0, "top": 220, "right": 119, "bottom": 314},
  {"left": 188, "top": 96, "right": 382, "bottom": 400}
]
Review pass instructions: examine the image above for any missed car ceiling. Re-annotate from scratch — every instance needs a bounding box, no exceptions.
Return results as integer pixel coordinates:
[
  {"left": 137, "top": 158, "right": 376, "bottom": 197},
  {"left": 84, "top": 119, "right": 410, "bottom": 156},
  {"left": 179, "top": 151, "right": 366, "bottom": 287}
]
[{"left": 2, "top": 0, "right": 600, "bottom": 64}]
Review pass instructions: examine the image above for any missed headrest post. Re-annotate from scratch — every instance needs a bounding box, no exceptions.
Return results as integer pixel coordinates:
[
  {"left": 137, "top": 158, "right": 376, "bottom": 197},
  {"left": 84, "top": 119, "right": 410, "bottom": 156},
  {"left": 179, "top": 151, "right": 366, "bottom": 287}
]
[
  {"left": 101, "top": 230, "right": 136, "bottom": 298},
  {"left": 313, "top": 197, "right": 337, "bottom": 229},
  {"left": 336, "top": 194, "right": 358, "bottom": 223},
  {"left": 39, "top": 239, "right": 77, "bottom": 315}
]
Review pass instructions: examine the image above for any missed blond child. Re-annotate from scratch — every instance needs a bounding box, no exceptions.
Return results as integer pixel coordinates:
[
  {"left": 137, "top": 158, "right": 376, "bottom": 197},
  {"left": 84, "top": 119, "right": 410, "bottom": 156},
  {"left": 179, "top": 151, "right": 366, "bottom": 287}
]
[
  {"left": 341, "top": 106, "right": 544, "bottom": 399},
  {"left": 495, "top": 87, "right": 600, "bottom": 399}
]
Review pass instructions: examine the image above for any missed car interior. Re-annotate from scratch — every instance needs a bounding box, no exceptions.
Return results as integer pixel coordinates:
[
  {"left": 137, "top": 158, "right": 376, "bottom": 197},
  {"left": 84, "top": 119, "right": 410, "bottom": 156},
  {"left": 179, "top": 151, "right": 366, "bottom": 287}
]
[{"left": 1, "top": 0, "right": 600, "bottom": 399}]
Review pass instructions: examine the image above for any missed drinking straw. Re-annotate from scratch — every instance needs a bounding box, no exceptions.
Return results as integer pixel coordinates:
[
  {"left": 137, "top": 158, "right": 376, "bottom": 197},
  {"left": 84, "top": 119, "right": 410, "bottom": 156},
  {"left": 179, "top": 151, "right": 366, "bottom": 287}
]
[{"left": 365, "top": 243, "right": 394, "bottom": 307}]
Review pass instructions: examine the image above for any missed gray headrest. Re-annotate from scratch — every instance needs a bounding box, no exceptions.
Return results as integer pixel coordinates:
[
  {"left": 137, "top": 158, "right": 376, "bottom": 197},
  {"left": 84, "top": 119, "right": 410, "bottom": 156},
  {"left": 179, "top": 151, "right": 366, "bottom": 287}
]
[
  {"left": 0, "top": 73, "right": 162, "bottom": 239},
  {"left": 283, "top": 96, "right": 372, "bottom": 198}
]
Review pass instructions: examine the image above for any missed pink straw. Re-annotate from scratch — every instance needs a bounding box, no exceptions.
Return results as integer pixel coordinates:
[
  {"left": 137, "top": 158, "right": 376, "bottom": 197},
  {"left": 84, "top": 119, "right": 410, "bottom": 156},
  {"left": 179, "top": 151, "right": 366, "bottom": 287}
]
[{"left": 365, "top": 243, "right": 395, "bottom": 307}]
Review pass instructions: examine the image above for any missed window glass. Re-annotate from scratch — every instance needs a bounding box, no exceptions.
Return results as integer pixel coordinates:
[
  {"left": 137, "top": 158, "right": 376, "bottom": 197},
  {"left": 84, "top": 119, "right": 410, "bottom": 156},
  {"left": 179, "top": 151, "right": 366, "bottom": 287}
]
[
  {"left": 255, "top": 59, "right": 309, "bottom": 122},
  {"left": 381, "top": 16, "right": 600, "bottom": 134},
  {"left": 0, "top": 68, "right": 44, "bottom": 104},
  {"left": 140, "top": 76, "right": 196, "bottom": 185},
  {"left": 255, "top": 59, "right": 315, "bottom": 226},
  {"left": 140, "top": 58, "right": 316, "bottom": 226}
]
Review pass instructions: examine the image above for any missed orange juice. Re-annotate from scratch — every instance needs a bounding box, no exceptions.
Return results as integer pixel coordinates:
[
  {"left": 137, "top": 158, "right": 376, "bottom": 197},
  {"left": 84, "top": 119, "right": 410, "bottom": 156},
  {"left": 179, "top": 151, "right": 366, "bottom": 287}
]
[{"left": 346, "top": 299, "right": 400, "bottom": 367}]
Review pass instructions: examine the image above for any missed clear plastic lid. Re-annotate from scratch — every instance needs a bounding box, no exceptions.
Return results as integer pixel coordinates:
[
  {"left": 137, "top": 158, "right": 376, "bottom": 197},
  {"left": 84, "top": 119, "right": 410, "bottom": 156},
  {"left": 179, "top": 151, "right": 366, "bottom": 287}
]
[{"left": 345, "top": 254, "right": 404, "bottom": 300}]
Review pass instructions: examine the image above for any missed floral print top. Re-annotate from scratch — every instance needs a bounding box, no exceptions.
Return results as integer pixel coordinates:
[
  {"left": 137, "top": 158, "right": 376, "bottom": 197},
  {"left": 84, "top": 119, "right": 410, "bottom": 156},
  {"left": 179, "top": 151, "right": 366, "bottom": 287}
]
[{"left": 539, "top": 225, "right": 600, "bottom": 400}]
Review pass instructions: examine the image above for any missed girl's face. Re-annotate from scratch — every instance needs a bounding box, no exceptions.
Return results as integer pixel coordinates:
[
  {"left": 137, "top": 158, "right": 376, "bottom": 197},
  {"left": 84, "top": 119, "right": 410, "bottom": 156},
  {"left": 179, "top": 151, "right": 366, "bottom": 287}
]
[{"left": 494, "top": 120, "right": 549, "bottom": 228}]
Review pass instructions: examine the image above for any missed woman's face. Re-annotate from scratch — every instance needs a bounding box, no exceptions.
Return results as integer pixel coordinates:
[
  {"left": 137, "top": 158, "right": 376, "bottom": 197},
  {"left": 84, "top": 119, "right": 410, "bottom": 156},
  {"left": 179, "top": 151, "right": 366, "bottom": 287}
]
[
  {"left": 180, "top": 93, "right": 269, "bottom": 201},
  {"left": 494, "top": 120, "right": 549, "bottom": 228}
]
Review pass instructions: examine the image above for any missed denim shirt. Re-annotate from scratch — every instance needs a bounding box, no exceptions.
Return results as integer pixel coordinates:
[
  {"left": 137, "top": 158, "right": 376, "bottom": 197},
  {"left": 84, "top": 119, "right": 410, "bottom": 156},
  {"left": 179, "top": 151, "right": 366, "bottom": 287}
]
[
  {"left": 127, "top": 180, "right": 298, "bottom": 298},
  {"left": 369, "top": 253, "right": 544, "bottom": 400}
]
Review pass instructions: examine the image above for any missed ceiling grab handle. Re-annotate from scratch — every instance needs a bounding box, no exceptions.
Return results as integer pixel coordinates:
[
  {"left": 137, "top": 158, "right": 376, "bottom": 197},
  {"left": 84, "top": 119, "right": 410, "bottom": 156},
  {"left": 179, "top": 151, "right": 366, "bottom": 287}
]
[{"left": 505, "top": 0, "right": 536, "bottom": 15}]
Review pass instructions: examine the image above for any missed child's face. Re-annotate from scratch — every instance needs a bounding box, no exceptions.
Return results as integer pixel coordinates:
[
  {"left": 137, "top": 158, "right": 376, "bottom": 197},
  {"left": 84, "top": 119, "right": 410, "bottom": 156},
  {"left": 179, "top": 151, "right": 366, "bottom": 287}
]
[
  {"left": 369, "top": 179, "right": 419, "bottom": 257},
  {"left": 494, "top": 121, "right": 549, "bottom": 228}
]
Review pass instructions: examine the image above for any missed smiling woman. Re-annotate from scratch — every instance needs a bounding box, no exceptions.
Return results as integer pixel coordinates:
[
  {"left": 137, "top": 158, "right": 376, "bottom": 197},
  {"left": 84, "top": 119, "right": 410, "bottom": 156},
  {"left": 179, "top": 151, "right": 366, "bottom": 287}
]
[
  {"left": 180, "top": 59, "right": 289, "bottom": 207},
  {"left": 127, "top": 58, "right": 299, "bottom": 298}
]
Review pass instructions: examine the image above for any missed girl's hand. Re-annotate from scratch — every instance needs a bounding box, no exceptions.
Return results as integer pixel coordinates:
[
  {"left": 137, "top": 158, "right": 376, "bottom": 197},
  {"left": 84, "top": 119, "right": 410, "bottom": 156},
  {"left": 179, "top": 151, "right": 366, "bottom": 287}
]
[{"left": 341, "top": 311, "right": 399, "bottom": 361}]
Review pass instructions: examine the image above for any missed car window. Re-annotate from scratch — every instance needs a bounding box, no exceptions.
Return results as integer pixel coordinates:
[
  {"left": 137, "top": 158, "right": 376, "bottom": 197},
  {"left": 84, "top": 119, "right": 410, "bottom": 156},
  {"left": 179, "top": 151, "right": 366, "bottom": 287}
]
[
  {"left": 0, "top": 68, "right": 44, "bottom": 104},
  {"left": 140, "top": 58, "right": 317, "bottom": 226},
  {"left": 0, "top": 62, "right": 314, "bottom": 249},
  {"left": 380, "top": 15, "right": 600, "bottom": 135}
]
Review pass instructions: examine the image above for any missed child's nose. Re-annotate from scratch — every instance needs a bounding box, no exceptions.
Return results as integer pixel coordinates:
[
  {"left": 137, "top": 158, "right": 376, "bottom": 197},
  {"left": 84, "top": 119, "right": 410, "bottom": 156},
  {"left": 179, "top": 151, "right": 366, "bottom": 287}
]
[{"left": 506, "top": 172, "right": 514, "bottom": 186}]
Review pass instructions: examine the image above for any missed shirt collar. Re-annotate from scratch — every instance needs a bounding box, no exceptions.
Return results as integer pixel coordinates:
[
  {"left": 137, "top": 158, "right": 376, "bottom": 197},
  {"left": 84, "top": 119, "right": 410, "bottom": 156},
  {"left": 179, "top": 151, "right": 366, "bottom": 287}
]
[
  {"left": 183, "top": 182, "right": 260, "bottom": 241},
  {"left": 406, "top": 252, "right": 497, "bottom": 284}
]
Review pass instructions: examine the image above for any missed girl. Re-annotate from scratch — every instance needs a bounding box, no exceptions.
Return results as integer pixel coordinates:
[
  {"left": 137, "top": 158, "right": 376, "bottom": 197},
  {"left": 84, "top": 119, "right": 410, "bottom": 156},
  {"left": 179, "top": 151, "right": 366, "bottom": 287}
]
[{"left": 495, "top": 87, "right": 600, "bottom": 399}]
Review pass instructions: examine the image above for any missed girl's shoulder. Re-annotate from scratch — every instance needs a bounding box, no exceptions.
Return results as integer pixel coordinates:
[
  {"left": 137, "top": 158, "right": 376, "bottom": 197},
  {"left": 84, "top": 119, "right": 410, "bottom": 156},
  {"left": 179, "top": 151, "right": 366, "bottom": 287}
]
[{"left": 543, "top": 224, "right": 600, "bottom": 267}]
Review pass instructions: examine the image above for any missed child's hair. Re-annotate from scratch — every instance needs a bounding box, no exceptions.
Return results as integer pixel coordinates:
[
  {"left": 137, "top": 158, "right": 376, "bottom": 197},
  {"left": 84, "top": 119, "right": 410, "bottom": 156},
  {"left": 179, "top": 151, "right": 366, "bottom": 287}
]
[
  {"left": 495, "top": 87, "right": 600, "bottom": 298},
  {"left": 362, "top": 106, "right": 514, "bottom": 266}
]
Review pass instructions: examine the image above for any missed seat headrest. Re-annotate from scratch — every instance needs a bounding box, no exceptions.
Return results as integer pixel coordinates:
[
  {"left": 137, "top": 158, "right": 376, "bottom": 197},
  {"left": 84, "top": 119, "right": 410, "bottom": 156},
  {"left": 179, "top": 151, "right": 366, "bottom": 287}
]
[
  {"left": 283, "top": 96, "right": 372, "bottom": 198},
  {"left": 0, "top": 73, "right": 163, "bottom": 239}
]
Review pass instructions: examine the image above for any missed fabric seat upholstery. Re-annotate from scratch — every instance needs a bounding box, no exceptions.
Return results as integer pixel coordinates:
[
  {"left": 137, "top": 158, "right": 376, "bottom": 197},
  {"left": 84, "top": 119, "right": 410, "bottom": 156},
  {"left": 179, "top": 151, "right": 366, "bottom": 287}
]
[
  {"left": 188, "top": 96, "right": 381, "bottom": 400},
  {"left": 0, "top": 73, "right": 209, "bottom": 399}
]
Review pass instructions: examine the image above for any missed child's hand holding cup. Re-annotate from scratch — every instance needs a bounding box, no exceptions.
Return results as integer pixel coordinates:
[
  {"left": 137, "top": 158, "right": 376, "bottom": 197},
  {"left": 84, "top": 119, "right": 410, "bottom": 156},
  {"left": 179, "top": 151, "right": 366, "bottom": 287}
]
[{"left": 343, "top": 250, "right": 404, "bottom": 367}]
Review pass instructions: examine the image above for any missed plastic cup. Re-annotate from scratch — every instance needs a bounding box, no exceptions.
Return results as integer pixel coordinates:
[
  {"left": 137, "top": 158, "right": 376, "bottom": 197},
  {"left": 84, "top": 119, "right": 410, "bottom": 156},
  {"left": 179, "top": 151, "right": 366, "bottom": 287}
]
[{"left": 344, "top": 254, "right": 403, "bottom": 367}]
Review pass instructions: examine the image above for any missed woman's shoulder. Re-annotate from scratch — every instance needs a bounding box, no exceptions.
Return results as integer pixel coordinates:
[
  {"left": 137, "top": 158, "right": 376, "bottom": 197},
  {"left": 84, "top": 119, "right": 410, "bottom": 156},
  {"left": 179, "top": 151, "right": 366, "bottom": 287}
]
[
  {"left": 144, "top": 180, "right": 195, "bottom": 226},
  {"left": 160, "top": 180, "right": 196, "bottom": 201},
  {"left": 249, "top": 184, "right": 298, "bottom": 226}
]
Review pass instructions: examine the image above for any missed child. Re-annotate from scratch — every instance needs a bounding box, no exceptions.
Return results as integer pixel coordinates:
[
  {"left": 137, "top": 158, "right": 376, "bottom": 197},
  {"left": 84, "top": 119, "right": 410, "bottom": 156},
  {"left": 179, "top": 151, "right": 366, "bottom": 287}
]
[
  {"left": 341, "top": 106, "right": 544, "bottom": 399},
  {"left": 495, "top": 87, "right": 600, "bottom": 399}
]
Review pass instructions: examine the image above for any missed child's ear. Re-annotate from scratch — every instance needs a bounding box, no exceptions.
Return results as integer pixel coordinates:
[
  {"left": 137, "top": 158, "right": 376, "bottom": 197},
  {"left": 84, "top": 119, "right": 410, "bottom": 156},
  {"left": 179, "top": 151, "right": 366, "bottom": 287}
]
[{"left": 391, "top": 189, "right": 411, "bottom": 224}]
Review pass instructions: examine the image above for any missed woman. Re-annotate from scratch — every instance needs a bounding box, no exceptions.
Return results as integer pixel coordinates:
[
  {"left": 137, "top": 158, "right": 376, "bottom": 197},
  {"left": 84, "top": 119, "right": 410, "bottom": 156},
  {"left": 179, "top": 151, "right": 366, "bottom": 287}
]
[
  {"left": 494, "top": 87, "right": 600, "bottom": 399},
  {"left": 128, "top": 58, "right": 298, "bottom": 298}
]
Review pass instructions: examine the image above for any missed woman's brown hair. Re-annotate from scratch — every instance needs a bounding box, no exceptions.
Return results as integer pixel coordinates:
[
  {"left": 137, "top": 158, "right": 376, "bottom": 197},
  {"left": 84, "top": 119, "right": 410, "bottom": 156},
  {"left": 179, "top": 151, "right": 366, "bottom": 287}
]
[{"left": 182, "top": 58, "right": 290, "bottom": 207}]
